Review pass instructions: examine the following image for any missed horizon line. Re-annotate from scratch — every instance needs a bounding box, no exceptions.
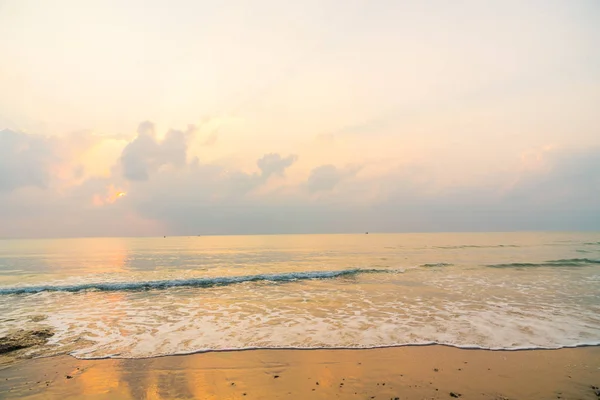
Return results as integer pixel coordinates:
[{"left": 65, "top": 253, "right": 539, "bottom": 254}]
[{"left": 1, "top": 229, "right": 599, "bottom": 241}]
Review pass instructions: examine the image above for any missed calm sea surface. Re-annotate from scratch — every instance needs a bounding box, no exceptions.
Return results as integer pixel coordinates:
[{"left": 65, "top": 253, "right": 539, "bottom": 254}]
[{"left": 1, "top": 232, "right": 599, "bottom": 359}]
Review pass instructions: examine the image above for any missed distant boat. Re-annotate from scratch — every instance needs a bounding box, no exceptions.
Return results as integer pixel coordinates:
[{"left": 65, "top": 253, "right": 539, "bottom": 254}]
[{"left": 365, "top": 232, "right": 369, "bottom": 234}]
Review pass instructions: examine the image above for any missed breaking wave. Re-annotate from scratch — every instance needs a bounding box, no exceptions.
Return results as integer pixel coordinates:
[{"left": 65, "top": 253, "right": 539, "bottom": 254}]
[{"left": 0, "top": 268, "right": 400, "bottom": 295}]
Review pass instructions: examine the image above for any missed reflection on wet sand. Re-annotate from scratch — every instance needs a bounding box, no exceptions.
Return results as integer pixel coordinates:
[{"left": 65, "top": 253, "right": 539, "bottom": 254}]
[{"left": 1, "top": 346, "right": 599, "bottom": 399}]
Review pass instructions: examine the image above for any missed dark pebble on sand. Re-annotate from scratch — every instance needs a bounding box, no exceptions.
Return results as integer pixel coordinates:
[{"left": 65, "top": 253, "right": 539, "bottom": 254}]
[
  {"left": 316, "top": 382, "right": 319, "bottom": 385},
  {"left": 449, "top": 392, "right": 461, "bottom": 398},
  {"left": 274, "top": 375, "right": 279, "bottom": 379},
  {"left": 231, "top": 382, "right": 235, "bottom": 386},
  {"left": 66, "top": 375, "right": 73, "bottom": 379},
  {"left": 433, "top": 368, "right": 439, "bottom": 372}
]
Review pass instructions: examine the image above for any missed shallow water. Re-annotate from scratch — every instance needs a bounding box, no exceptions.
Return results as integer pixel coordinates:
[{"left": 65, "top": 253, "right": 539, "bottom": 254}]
[{"left": 1, "top": 232, "right": 599, "bottom": 359}]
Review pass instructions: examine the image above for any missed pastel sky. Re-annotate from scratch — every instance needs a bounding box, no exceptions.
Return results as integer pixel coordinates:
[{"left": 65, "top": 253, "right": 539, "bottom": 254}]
[{"left": 1, "top": 0, "right": 599, "bottom": 238}]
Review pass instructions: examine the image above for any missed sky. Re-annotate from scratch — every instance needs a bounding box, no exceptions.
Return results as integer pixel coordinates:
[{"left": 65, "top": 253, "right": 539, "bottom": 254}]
[{"left": 1, "top": 0, "right": 599, "bottom": 238}]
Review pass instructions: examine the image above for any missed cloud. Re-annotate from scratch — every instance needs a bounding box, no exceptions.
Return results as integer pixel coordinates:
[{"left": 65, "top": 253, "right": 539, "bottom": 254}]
[
  {"left": 306, "top": 164, "right": 359, "bottom": 193},
  {"left": 503, "top": 147, "right": 600, "bottom": 211},
  {"left": 202, "top": 132, "right": 219, "bottom": 146},
  {"left": 256, "top": 153, "right": 298, "bottom": 179},
  {"left": 120, "top": 122, "right": 195, "bottom": 181},
  {"left": 0, "top": 129, "right": 57, "bottom": 193},
  {"left": 366, "top": 147, "right": 600, "bottom": 232},
  {"left": 1, "top": 121, "right": 599, "bottom": 238}
]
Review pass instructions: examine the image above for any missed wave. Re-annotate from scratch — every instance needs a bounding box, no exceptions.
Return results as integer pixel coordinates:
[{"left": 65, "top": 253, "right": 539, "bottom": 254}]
[
  {"left": 0, "top": 268, "right": 400, "bottom": 295},
  {"left": 487, "top": 258, "right": 600, "bottom": 268},
  {"left": 434, "top": 245, "right": 519, "bottom": 249},
  {"left": 421, "top": 263, "right": 453, "bottom": 267}
]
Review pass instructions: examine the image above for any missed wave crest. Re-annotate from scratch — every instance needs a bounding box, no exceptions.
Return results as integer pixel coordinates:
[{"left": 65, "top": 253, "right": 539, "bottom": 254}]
[
  {"left": 421, "top": 263, "right": 453, "bottom": 267},
  {"left": 487, "top": 258, "right": 600, "bottom": 268},
  {"left": 434, "top": 245, "right": 519, "bottom": 249},
  {"left": 0, "top": 268, "right": 398, "bottom": 295}
]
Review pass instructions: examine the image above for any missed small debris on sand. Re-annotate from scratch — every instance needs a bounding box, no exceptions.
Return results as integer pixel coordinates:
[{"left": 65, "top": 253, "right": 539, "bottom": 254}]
[{"left": 450, "top": 392, "right": 461, "bottom": 398}]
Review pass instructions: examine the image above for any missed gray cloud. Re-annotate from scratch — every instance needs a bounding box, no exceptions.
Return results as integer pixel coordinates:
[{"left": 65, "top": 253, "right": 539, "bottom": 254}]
[
  {"left": 307, "top": 164, "right": 360, "bottom": 193},
  {"left": 120, "top": 122, "right": 195, "bottom": 181},
  {"left": 1, "top": 123, "right": 599, "bottom": 238},
  {"left": 0, "top": 129, "right": 57, "bottom": 193},
  {"left": 256, "top": 153, "right": 298, "bottom": 179}
]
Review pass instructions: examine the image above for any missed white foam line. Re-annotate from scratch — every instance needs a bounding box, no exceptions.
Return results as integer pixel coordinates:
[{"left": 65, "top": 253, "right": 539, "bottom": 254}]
[{"left": 70, "top": 341, "right": 600, "bottom": 360}]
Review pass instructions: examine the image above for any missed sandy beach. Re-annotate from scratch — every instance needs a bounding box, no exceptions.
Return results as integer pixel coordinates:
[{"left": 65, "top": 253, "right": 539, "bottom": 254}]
[{"left": 1, "top": 345, "right": 599, "bottom": 399}]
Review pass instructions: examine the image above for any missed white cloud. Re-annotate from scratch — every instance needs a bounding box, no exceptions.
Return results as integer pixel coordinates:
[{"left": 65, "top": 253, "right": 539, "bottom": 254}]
[{"left": 120, "top": 122, "right": 195, "bottom": 181}]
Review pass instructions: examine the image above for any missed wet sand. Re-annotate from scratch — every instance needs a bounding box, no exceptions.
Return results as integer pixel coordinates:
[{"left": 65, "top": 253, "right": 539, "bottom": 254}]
[{"left": 1, "top": 345, "right": 599, "bottom": 399}]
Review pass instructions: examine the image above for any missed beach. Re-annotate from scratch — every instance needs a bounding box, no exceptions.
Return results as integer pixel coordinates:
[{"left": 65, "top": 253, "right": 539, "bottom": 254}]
[
  {"left": 1, "top": 233, "right": 599, "bottom": 399},
  {"left": 3, "top": 0, "right": 600, "bottom": 397},
  {"left": 1, "top": 346, "right": 599, "bottom": 399}
]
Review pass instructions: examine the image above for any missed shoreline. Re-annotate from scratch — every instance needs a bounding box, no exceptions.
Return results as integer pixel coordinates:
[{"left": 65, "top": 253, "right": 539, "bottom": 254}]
[
  {"left": 1, "top": 345, "right": 599, "bottom": 399},
  {"left": 33, "top": 342, "right": 600, "bottom": 361}
]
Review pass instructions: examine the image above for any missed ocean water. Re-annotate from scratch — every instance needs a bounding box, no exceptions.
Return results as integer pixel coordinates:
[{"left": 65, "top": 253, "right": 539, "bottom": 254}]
[{"left": 1, "top": 232, "right": 599, "bottom": 359}]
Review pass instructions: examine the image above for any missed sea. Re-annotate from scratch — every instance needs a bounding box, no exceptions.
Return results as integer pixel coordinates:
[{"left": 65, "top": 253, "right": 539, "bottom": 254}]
[{"left": 1, "top": 232, "right": 599, "bottom": 360}]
